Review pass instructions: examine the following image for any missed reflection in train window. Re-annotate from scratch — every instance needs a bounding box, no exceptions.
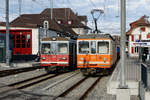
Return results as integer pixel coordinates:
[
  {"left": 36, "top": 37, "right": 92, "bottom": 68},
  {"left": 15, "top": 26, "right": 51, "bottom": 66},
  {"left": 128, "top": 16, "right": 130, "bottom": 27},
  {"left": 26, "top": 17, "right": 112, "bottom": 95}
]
[
  {"left": 97, "top": 41, "right": 109, "bottom": 54},
  {"left": 41, "top": 43, "right": 51, "bottom": 54},
  {"left": 57, "top": 43, "right": 68, "bottom": 54},
  {"left": 91, "top": 41, "right": 96, "bottom": 54},
  {"left": 79, "top": 41, "right": 89, "bottom": 54}
]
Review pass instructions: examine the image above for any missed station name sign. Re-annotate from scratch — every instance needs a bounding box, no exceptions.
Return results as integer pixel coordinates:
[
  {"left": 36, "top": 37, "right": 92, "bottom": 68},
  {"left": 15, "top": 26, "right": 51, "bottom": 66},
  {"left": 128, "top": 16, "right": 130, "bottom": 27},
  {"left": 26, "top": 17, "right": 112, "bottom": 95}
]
[{"left": 132, "top": 42, "right": 150, "bottom": 47}]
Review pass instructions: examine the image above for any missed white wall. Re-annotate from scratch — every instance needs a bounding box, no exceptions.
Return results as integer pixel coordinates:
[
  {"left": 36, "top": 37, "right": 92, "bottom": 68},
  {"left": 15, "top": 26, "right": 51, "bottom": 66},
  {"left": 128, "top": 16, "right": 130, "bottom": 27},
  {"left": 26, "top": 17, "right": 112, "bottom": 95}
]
[
  {"left": 128, "top": 26, "right": 150, "bottom": 57},
  {"left": 72, "top": 28, "right": 88, "bottom": 35}
]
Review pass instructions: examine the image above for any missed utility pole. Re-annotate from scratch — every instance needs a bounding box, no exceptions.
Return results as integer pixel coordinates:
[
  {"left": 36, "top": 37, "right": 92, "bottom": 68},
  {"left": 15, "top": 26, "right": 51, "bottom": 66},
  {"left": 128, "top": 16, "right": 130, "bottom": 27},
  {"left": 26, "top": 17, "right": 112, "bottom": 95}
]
[
  {"left": 6, "top": 0, "right": 10, "bottom": 66},
  {"left": 119, "top": 0, "right": 127, "bottom": 88},
  {"left": 50, "top": 0, "right": 53, "bottom": 20},
  {"left": 18, "top": 0, "right": 22, "bottom": 16}
]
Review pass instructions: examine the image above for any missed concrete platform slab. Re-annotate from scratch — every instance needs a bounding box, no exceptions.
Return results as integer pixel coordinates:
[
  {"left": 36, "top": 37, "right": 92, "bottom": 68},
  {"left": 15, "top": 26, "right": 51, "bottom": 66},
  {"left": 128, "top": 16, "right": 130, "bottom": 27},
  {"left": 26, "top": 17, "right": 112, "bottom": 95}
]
[{"left": 107, "top": 58, "right": 141, "bottom": 96}]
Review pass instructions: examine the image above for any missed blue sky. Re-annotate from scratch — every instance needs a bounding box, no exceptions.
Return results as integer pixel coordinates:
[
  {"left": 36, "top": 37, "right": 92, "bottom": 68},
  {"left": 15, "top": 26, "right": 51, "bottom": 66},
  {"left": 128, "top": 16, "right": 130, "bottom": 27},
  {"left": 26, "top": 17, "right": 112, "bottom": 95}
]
[{"left": 0, "top": 0, "right": 150, "bottom": 34}]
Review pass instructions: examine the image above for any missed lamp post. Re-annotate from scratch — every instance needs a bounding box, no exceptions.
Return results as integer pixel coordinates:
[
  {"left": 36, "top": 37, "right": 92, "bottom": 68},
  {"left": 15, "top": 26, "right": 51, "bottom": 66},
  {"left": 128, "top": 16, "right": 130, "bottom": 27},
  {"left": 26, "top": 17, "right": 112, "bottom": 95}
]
[
  {"left": 119, "top": 0, "right": 127, "bottom": 88},
  {"left": 6, "top": 0, "right": 10, "bottom": 66}
]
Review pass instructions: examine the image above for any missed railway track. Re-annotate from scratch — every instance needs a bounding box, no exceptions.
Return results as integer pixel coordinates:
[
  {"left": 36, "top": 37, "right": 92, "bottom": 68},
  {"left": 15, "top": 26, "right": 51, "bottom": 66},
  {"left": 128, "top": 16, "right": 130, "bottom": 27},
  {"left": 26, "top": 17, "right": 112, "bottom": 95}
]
[
  {"left": 54, "top": 76, "right": 102, "bottom": 100},
  {"left": 0, "top": 66, "right": 43, "bottom": 77},
  {"left": 0, "top": 73, "right": 64, "bottom": 94}
]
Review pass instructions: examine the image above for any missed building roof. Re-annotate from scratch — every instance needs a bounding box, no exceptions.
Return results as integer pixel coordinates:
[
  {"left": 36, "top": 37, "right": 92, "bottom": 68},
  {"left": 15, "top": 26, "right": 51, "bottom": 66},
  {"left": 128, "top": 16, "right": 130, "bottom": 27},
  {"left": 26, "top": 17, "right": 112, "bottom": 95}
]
[
  {"left": 0, "top": 8, "right": 90, "bottom": 37},
  {"left": 41, "top": 8, "right": 90, "bottom": 28},
  {"left": 127, "top": 15, "right": 150, "bottom": 35},
  {"left": 0, "top": 22, "right": 6, "bottom": 26}
]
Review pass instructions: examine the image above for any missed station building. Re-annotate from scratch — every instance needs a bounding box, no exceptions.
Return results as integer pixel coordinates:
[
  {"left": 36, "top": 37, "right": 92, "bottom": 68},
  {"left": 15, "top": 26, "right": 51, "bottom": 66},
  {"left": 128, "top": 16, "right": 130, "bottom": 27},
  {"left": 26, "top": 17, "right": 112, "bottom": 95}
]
[{"left": 127, "top": 15, "right": 150, "bottom": 58}]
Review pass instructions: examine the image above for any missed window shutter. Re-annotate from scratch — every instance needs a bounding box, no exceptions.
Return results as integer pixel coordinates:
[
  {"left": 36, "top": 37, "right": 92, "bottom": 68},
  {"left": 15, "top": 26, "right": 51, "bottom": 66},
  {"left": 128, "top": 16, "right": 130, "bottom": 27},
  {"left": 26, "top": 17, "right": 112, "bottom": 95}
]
[
  {"left": 131, "top": 35, "right": 134, "bottom": 41},
  {"left": 131, "top": 47, "right": 134, "bottom": 54},
  {"left": 147, "top": 34, "right": 150, "bottom": 38}
]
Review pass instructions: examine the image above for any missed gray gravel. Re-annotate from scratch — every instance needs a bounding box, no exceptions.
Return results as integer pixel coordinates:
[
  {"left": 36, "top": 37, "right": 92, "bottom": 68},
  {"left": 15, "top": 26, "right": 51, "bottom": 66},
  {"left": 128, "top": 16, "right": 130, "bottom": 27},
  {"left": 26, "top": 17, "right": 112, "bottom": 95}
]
[
  {"left": 28, "top": 70, "right": 80, "bottom": 92},
  {"left": 0, "top": 68, "right": 46, "bottom": 85},
  {"left": 36, "top": 71, "right": 83, "bottom": 96},
  {"left": 86, "top": 76, "right": 116, "bottom": 100},
  {"left": 65, "top": 77, "right": 99, "bottom": 99}
]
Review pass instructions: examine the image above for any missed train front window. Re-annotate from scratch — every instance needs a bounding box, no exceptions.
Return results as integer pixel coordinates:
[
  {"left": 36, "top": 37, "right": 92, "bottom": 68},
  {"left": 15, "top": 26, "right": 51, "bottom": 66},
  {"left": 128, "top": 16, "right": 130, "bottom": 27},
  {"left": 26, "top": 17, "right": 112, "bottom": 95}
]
[
  {"left": 91, "top": 41, "right": 96, "bottom": 54},
  {"left": 41, "top": 43, "right": 51, "bottom": 54},
  {"left": 79, "top": 41, "right": 89, "bottom": 54},
  {"left": 97, "top": 41, "right": 109, "bottom": 54},
  {"left": 57, "top": 43, "right": 68, "bottom": 54}
]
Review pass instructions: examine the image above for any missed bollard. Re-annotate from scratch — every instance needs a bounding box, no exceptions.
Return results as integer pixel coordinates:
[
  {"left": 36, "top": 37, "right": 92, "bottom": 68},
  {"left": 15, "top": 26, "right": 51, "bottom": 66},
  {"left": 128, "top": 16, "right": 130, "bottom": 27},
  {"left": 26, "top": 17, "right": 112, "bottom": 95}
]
[{"left": 116, "top": 89, "right": 130, "bottom": 100}]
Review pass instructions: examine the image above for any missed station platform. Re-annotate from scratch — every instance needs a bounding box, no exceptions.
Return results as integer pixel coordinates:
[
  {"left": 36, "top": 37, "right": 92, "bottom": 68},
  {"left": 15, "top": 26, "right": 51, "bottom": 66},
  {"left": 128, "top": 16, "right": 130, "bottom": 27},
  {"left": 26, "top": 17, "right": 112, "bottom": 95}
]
[
  {"left": 107, "top": 58, "right": 141, "bottom": 96},
  {"left": 0, "top": 61, "right": 40, "bottom": 70}
]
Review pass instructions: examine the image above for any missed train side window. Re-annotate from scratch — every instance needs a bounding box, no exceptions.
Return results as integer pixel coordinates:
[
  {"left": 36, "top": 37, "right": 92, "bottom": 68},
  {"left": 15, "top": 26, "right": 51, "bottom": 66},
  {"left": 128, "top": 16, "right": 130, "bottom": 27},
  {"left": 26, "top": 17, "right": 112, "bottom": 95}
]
[
  {"left": 27, "top": 35, "right": 30, "bottom": 48},
  {"left": 97, "top": 41, "right": 109, "bottom": 54},
  {"left": 41, "top": 43, "right": 51, "bottom": 54},
  {"left": 79, "top": 41, "right": 89, "bottom": 54},
  {"left": 91, "top": 41, "right": 96, "bottom": 54}
]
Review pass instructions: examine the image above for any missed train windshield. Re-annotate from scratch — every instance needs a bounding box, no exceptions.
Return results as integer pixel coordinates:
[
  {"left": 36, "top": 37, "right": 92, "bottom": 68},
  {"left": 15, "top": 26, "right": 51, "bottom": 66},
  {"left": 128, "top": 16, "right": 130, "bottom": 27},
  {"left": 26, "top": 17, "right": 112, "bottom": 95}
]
[
  {"left": 97, "top": 41, "right": 109, "bottom": 54},
  {"left": 41, "top": 43, "right": 51, "bottom": 54},
  {"left": 78, "top": 41, "right": 89, "bottom": 54},
  {"left": 57, "top": 43, "right": 68, "bottom": 54}
]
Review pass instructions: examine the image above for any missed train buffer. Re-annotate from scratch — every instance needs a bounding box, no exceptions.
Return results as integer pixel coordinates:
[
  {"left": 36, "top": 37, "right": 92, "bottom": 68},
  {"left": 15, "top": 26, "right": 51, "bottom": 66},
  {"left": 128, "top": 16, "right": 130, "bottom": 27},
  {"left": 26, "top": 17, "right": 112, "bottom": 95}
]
[{"left": 107, "top": 58, "right": 141, "bottom": 100}]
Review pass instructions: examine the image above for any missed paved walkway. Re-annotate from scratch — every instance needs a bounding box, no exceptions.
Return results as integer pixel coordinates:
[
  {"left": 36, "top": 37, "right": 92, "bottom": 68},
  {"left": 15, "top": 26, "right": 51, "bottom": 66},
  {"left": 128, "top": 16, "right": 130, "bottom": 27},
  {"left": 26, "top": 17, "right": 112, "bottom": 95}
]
[
  {"left": 107, "top": 58, "right": 141, "bottom": 99},
  {"left": 0, "top": 61, "right": 40, "bottom": 70}
]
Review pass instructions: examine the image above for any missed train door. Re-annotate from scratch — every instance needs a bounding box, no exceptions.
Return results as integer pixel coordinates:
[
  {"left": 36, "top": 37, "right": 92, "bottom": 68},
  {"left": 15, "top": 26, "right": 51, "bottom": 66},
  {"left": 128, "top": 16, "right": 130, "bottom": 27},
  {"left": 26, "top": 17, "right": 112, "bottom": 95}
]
[{"left": 89, "top": 41, "right": 97, "bottom": 67}]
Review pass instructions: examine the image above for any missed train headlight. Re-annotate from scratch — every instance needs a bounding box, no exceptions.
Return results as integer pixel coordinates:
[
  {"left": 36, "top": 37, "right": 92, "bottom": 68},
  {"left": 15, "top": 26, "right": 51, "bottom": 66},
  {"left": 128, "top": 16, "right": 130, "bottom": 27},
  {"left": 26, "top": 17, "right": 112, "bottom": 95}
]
[
  {"left": 61, "top": 57, "right": 67, "bottom": 60},
  {"left": 42, "top": 57, "right": 46, "bottom": 60},
  {"left": 80, "top": 58, "right": 84, "bottom": 60},
  {"left": 104, "top": 57, "right": 107, "bottom": 62}
]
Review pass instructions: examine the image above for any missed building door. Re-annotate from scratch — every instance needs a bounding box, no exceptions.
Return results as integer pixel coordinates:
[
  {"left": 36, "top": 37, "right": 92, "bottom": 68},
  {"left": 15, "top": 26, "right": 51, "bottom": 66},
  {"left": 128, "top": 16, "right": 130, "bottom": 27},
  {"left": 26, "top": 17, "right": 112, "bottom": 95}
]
[{"left": 13, "top": 32, "right": 32, "bottom": 55}]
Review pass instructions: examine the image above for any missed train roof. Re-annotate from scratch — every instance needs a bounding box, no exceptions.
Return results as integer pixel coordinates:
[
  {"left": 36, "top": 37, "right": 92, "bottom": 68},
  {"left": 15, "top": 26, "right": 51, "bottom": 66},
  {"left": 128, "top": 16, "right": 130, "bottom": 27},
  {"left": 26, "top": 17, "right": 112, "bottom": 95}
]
[
  {"left": 41, "top": 37, "right": 69, "bottom": 41},
  {"left": 77, "top": 34, "right": 114, "bottom": 40}
]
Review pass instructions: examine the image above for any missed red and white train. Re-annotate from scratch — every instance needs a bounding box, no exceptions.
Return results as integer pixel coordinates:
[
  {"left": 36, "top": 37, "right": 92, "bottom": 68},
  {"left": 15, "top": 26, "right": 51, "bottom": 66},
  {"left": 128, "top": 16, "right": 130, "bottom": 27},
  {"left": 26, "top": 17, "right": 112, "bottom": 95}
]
[{"left": 40, "top": 37, "right": 76, "bottom": 72}]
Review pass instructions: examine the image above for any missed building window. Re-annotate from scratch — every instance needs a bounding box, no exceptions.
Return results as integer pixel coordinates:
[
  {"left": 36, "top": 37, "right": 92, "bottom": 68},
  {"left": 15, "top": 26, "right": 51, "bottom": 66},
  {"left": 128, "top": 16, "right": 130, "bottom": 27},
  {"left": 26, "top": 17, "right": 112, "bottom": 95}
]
[
  {"left": 134, "top": 47, "right": 138, "bottom": 53},
  {"left": 135, "top": 35, "right": 139, "bottom": 42},
  {"left": 140, "top": 27, "right": 146, "bottom": 32},
  {"left": 43, "top": 20, "right": 49, "bottom": 29}
]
